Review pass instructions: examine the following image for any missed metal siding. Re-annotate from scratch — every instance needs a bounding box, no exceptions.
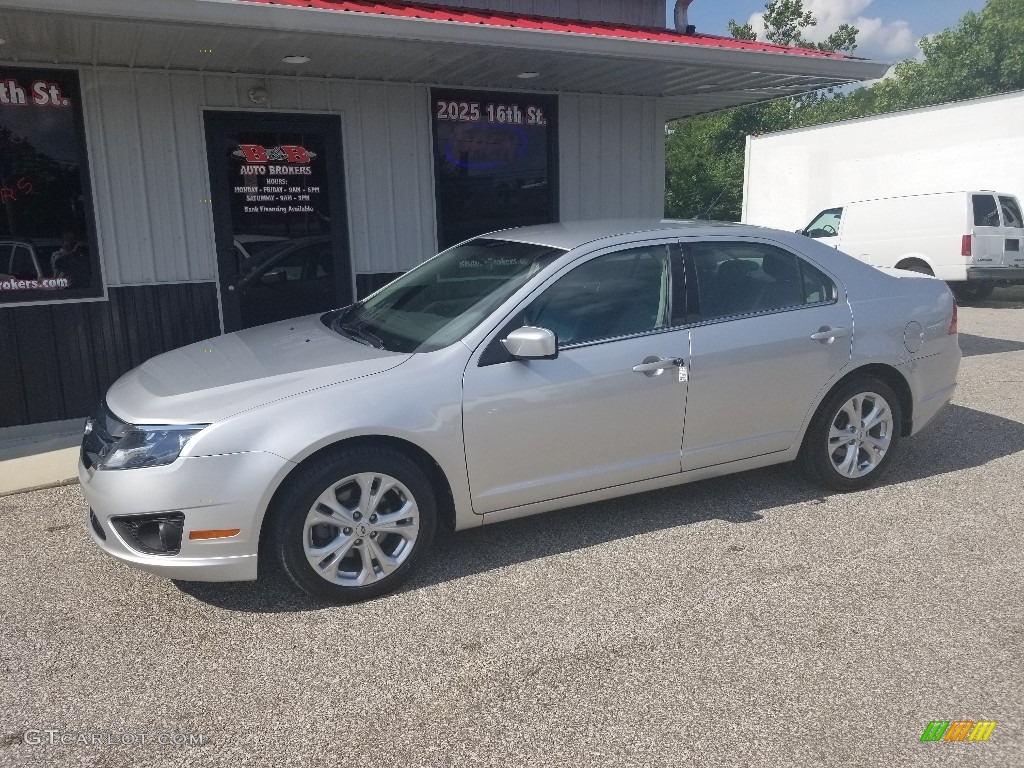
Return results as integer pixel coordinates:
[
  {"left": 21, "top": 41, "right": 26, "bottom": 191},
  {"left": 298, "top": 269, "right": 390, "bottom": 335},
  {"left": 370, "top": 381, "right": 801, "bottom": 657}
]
[
  {"left": 0, "top": 285, "right": 220, "bottom": 428},
  {"left": 169, "top": 73, "right": 217, "bottom": 282},
  {"left": 559, "top": 93, "right": 663, "bottom": 220},
  {"left": 135, "top": 72, "right": 187, "bottom": 283},
  {"left": 558, "top": 94, "right": 583, "bottom": 221},
  {"left": 75, "top": 69, "right": 438, "bottom": 287}
]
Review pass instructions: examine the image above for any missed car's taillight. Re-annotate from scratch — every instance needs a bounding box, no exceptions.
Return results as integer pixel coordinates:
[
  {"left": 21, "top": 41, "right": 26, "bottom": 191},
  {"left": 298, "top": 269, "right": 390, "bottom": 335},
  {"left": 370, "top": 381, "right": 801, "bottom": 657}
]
[
  {"left": 948, "top": 298, "right": 958, "bottom": 335},
  {"left": 961, "top": 234, "right": 972, "bottom": 257}
]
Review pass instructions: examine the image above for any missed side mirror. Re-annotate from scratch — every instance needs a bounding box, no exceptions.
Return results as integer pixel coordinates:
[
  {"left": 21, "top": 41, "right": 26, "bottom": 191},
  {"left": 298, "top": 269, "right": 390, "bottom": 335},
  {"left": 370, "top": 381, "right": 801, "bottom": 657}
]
[{"left": 502, "top": 326, "right": 558, "bottom": 360}]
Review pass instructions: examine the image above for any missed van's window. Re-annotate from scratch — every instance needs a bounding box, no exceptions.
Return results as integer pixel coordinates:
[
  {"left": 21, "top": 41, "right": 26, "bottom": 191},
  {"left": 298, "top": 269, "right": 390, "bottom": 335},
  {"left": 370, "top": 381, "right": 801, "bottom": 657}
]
[
  {"left": 999, "top": 197, "right": 1023, "bottom": 228},
  {"left": 689, "top": 242, "right": 837, "bottom": 321},
  {"left": 973, "top": 195, "right": 1000, "bottom": 227},
  {"left": 804, "top": 208, "right": 842, "bottom": 239}
]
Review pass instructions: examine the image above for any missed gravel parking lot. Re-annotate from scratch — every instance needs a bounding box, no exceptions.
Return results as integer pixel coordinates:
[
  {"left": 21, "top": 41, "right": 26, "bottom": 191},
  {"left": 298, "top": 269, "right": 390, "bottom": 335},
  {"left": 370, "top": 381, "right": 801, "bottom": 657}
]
[{"left": 2, "top": 290, "right": 1022, "bottom": 768}]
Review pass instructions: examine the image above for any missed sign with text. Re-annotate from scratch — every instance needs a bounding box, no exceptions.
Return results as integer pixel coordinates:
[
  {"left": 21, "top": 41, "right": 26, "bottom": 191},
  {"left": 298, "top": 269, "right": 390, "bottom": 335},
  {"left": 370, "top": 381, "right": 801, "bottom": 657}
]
[
  {"left": 0, "top": 67, "right": 101, "bottom": 303},
  {"left": 432, "top": 89, "right": 557, "bottom": 249}
]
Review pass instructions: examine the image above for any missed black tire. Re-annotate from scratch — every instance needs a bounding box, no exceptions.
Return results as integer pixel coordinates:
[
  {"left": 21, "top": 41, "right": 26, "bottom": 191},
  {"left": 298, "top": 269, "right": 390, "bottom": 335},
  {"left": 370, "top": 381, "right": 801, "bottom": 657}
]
[
  {"left": 798, "top": 376, "right": 903, "bottom": 492},
  {"left": 268, "top": 446, "right": 437, "bottom": 603},
  {"left": 950, "top": 281, "right": 995, "bottom": 303}
]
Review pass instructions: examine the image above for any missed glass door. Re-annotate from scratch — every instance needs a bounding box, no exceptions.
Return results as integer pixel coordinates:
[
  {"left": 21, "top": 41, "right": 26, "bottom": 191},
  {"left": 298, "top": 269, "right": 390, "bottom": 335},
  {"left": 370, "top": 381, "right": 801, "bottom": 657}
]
[{"left": 204, "top": 111, "right": 351, "bottom": 331}]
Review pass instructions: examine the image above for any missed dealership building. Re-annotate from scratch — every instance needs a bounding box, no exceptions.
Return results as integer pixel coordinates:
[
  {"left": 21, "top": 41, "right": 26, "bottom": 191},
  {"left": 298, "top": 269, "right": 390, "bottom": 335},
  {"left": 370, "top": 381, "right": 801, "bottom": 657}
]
[{"left": 0, "top": 0, "right": 886, "bottom": 430}]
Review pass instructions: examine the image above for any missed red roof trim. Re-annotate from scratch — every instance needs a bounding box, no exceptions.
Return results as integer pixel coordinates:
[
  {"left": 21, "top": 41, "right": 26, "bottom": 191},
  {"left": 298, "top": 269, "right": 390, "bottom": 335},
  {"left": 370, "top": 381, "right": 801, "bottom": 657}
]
[{"left": 235, "top": 0, "right": 856, "bottom": 59}]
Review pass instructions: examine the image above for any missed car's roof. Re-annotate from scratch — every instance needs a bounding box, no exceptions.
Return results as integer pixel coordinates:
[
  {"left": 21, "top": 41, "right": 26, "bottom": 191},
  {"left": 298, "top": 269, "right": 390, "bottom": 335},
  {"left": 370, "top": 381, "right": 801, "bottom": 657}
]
[{"left": 483, "top": 219, "right": 764, "bottom": 250}]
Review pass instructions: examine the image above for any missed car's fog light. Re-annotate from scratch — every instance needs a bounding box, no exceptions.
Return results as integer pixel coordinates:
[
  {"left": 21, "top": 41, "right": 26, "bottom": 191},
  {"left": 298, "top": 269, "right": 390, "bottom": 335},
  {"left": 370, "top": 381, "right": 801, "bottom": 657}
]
[{"left": 110, "top": 512, "right": 185, "bottom": 555}]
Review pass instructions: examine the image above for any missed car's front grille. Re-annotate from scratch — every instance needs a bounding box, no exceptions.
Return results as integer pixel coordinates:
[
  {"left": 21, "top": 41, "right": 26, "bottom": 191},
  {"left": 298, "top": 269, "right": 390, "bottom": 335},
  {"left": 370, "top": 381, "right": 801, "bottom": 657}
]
[{"left": 81, "top": 402, "right": 128, "bottom": 470}]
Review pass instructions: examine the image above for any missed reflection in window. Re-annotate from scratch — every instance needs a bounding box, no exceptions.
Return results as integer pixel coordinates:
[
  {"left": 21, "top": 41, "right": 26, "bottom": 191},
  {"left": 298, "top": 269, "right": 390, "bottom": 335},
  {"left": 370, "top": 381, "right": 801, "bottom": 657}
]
[
  {"left": 525, "top": 246, "right": 670, "bottom": 346},
  {"left": 689, "top": 241, "right": 836, "bottom": 321}
]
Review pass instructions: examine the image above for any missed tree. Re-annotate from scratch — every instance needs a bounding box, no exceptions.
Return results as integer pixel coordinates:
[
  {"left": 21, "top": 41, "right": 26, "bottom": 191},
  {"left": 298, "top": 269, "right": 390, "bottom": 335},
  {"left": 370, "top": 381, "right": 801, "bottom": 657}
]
[
  {"left": 728, "top": 1, "right": 858, "bottom": 53},
  {"left": 665, "top": 1, "right": 858, "bottom": 219},
  {"left": 666, "top": 0, "right": 1024, "bottom": 221}
]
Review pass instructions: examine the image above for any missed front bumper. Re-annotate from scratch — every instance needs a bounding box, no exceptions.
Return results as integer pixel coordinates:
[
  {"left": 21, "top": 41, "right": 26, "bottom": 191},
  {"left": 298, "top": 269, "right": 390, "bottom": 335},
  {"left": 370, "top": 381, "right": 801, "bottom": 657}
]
[{"left": 81, "top": 450, "right": 293, "bottom": 582}]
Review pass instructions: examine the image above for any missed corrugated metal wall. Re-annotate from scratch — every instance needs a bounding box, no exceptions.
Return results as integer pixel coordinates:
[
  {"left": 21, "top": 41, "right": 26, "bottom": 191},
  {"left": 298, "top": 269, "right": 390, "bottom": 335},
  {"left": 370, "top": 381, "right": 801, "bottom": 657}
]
[
  {"left": 78, "top": 68, "right": 666, "bottom": 289},
  {"left": 425, "top": 0, "right": 664, "bottom": 27},
  {"left": 559, "top": 94, "right": 666, "bottom": 221},
  {"left": 79, "top": 68, "right": 438, "bottom": 285}
]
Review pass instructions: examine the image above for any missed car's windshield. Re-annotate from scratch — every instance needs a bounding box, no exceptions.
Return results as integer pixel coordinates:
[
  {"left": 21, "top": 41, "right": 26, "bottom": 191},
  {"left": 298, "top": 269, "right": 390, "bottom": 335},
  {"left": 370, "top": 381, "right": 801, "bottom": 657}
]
[{"left": 327, "top": 238, "right": 565, "bottom": 353}]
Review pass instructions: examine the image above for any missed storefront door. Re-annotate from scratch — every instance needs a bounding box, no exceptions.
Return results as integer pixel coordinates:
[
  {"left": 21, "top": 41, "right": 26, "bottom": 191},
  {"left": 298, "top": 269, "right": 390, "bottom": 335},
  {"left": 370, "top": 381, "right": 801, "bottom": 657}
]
[{"left": 204, "top": 111, "right": 351, "bottom": 332}]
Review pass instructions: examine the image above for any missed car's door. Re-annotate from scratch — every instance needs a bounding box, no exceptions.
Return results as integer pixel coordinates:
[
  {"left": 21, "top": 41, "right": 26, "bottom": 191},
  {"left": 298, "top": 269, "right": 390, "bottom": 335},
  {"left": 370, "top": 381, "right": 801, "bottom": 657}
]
[
  {"left": 462, "top": 241, "right": 692, "bottom": 514},
  {"left": 681, "top": 238, "right": 852, "bottom": 471},
  {"left": 972, "top": 194, "right": 1005, "bottom": 266}
]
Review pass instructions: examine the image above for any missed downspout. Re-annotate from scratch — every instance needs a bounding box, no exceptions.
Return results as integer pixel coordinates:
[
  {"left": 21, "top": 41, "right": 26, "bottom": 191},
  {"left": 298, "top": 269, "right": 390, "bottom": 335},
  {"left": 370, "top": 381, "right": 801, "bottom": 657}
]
[{"left": 673, "top": 0, "right": 696, "bottom": 34}]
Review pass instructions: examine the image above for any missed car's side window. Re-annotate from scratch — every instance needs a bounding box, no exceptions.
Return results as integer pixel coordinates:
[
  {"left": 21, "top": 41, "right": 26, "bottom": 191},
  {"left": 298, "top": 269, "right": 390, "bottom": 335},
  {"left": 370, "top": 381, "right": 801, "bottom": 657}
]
[
  {"left": 999, "top": 196, "right": 1023, "bottom": 229},
  {"left": 522, "top": 245, "right": 670, "bottom": 347},
  {"left": 804, "top": 208, "right": 842, "bottom": 238},
  {"left": 687, "top": 241, "right": 837, "bottom": 321},
  {"left": 973, "top": 195, "right": 1000, "bottom": 227}
]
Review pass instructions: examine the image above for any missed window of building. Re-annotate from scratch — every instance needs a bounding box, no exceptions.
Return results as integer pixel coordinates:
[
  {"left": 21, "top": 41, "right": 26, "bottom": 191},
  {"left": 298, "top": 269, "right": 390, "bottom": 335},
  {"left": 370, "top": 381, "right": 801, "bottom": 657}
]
[
  {"left": 432, "top": 89, "right": 557, "bottom": 250},
  {"left": 0, "top": 67, "right": 102, "bottom": 303}
]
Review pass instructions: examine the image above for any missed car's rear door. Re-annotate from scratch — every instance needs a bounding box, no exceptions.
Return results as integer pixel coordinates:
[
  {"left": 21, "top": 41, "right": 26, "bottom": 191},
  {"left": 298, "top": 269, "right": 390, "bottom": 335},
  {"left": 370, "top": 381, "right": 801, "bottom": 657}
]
[
  {"left": 680, "top": 237, "right": 852, "bottom": 471},
  {"left": 972, "top": 193, "right": 1006, "bottom": 266},
  {"left": 461, "top": 241, "right": 691, "bottom": 515}
]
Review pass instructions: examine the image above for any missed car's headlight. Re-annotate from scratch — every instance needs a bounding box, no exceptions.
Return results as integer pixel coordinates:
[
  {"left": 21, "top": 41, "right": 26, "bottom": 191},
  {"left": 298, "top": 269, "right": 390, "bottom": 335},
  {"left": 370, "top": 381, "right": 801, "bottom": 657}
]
[{"left": 95, "top": 425, "right": 207, "bottom": 471}]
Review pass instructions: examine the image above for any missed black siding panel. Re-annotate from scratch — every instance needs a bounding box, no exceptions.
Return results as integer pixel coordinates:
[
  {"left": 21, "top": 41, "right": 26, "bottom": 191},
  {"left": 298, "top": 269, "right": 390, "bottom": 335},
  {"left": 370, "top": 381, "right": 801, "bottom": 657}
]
[{"left": 0, "top": 283, "right": 220, "bottom": 428}]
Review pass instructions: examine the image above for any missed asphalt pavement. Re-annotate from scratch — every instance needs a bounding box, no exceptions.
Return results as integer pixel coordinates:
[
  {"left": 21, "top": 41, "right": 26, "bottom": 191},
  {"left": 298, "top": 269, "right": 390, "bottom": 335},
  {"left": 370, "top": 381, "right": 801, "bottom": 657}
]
[{"left": 1, "top": 293, "right": 1022, "bottom": 768}]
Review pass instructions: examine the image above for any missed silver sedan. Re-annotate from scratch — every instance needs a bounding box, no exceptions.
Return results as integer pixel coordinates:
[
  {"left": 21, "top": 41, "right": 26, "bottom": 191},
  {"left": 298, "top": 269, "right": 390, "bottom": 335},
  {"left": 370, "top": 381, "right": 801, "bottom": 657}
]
[{"left": 80, "top": 220, "right": 961, "bottom": 602}]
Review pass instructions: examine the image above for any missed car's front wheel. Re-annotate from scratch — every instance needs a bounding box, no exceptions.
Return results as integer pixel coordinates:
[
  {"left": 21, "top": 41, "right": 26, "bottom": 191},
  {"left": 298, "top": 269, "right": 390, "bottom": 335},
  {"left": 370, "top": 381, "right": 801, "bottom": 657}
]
[
  {"left": 269, "top": 446, "right": 437, "bottom": 602},
  {"left": 799, "top": 377, "right": 903, "bottom": 492}
]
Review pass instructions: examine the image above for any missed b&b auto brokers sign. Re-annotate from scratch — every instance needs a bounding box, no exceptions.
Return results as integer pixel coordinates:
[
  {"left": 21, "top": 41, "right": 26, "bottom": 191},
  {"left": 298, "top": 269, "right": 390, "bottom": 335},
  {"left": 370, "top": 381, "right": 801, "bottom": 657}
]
[{"left": 232, "top": 144, "right": 322, "bottom": 215}]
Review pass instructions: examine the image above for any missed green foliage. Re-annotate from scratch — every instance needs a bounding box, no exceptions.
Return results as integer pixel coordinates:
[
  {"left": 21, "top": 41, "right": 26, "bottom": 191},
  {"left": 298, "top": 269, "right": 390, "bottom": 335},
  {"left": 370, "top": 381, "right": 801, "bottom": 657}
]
[
  {"left": 761, "top": 0, "right": 815, "bottom": 48},
  {"left": 665, "top": 0, "right": 1024, "bottom": 220}
]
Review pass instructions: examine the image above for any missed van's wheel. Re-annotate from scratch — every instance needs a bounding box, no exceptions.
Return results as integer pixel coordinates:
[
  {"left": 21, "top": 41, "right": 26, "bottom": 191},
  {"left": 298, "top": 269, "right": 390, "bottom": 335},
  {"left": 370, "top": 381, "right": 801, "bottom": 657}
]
[
  {"left": 896, "top": 261, "right": 933, "bottom": 276},
  {"left": 269, "top": 446, "right": 437, "bottom": 603},
  {"left": 799, "top": 377, "right": 903, "bottom": 492},
  {"left": 951, "top": 282, "right": 994, "bottom": 302}
]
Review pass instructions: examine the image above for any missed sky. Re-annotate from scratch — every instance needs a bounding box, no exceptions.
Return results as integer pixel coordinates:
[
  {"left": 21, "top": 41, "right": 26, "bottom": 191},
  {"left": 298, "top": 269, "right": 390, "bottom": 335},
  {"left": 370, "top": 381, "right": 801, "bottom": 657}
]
[{"left": 668, "top": 0, "right": 988, "bottom": 62}]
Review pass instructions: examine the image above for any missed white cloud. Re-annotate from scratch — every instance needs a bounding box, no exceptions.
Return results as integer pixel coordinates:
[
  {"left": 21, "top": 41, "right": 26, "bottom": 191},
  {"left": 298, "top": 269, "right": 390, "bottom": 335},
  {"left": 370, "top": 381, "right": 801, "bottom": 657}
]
[{"left": 745, "top": 0, "right": 920, "bottom": 61}]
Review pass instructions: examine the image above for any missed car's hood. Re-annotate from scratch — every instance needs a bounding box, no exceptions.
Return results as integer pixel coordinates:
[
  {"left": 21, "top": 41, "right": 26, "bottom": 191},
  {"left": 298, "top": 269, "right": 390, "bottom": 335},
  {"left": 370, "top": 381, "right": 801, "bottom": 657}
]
[{"left": 106, "top": 314, "right": 410, "bottom": 425}]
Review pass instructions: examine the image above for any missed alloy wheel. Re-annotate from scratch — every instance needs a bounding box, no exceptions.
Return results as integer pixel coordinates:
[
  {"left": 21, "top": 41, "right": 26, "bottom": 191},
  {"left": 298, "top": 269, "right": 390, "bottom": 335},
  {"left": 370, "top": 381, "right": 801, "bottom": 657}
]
[
  {"left": 302, "top": 472, "right": 420, "bottom": 587},
  {"left": 827, "top": 392, "right": 894, "bottom": 479}
]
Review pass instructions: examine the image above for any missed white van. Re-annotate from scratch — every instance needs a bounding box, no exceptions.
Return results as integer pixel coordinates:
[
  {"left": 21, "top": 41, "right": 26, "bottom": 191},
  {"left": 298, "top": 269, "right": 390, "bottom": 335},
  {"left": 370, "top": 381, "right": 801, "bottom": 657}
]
[{"left": 801, "top": 191, "right": 1024, "bottom": 301}]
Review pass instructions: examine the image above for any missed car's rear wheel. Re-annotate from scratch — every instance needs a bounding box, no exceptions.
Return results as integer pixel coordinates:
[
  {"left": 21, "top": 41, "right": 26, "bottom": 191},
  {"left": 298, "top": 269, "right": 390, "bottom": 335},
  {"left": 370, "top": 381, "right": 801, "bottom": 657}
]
[
  {"left": 269, "top": 446, "right": 437, "bottom": 602},
  {"left": 799, "top": 377, "right": 902, "bottom": 492},
  {"left": 951, "top": 281, "right": 995, "bottom": 303}
]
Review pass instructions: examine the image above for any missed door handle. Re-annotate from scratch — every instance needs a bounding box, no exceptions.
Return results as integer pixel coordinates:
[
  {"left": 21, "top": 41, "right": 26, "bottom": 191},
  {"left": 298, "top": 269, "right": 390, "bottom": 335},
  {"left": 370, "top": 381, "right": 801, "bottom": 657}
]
[
  {"left": 632, "top": 357, "right": 684, "bottom": 374},
  {"left": 810, "top": 326, "right": 848, "bottom": 343}
]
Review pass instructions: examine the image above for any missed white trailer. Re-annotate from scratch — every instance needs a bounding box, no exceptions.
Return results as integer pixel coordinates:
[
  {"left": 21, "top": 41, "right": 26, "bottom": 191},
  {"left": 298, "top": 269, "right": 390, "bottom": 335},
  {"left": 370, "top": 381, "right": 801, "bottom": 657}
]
[{"left": 741, "top": 90, "right": 1024, "bottom": 232}]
